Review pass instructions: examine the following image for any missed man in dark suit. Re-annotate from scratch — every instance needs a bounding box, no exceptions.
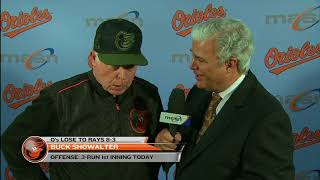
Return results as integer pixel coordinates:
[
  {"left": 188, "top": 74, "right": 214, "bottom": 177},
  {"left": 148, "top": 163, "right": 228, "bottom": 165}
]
[{"left": 156, "top": 17, "right": 294, "bottom": 180}]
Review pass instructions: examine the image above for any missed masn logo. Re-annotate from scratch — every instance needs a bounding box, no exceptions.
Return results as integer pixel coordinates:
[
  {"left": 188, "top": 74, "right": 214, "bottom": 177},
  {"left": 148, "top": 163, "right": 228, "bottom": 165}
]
[
  {"left": 160, "top": 112, "right": 190, "bottom": 125},
  {"left": 165, "top": 115, "right": 182, "bottom": 123},
  {"left": 265, "top": 6, "right": 320, "bottom": 31},
  {"left": 1, "top": 48, "right": 58, "bottom": 70},
  {"left": 24, "top": 48, "right": 57, "bottom": 70},
  {"left": 290, "top": 88, "right": 320, "bottom": 112},
  {"left": 292, "top": 6, "right": 320, "bottom": 31},
  {"left": 171, "top": 53, "right": 191, "bottom": 64},
  {"left": 275, "top": 89, "right": 320, "bottom": 112}
]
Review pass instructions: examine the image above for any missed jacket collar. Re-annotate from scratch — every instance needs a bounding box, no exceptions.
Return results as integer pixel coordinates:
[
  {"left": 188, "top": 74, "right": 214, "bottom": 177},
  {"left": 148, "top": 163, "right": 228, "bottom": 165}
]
[{"left": 87, "top": 70, "right": 134, "bottom": 103}]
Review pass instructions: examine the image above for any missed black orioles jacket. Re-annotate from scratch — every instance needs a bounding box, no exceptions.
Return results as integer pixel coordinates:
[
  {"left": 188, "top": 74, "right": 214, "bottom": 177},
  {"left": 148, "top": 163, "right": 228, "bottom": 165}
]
[{"left": 2, "top": 70, "right": 163, "bottom": 180}]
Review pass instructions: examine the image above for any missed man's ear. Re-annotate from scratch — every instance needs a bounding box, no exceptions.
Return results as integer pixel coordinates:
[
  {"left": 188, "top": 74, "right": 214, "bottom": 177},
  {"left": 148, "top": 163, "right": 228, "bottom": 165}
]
[
  {"left": 88, "top": 51, "right": 96, "bottom": 68},
  {"left": 225, "top": 57, "right": 239, "bottom": 72}
]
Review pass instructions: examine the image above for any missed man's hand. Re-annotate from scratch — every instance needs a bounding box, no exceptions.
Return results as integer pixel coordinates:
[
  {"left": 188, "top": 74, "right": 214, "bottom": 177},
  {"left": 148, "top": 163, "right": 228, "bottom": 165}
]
[{"left": 155, "top": 128, "right": 182, "bottom": 150}]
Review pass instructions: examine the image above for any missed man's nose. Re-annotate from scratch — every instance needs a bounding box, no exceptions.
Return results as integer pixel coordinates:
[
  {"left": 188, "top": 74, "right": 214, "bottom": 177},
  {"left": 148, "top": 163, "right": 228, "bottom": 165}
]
[
  {"left": 189, "top": 58, "right": 198, "bottom": 70},
  {"left": 116, "top": 67, "right": 127, "bottom": 80}
]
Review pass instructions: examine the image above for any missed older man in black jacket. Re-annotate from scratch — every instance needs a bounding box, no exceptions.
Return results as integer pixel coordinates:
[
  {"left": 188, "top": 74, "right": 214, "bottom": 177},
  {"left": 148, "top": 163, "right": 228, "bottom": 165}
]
[{"left": 2, "top": 19, "right": 162, "bottom": 180}]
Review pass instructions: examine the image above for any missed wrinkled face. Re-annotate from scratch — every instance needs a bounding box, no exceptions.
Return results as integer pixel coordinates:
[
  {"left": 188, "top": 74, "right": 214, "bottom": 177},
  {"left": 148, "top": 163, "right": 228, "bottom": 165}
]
[
  {"left": 91, "top": 52, "right": 137, "bottom": 96},
  {"left": 190, "top": 39, "right": 228, "bottom": 92}
]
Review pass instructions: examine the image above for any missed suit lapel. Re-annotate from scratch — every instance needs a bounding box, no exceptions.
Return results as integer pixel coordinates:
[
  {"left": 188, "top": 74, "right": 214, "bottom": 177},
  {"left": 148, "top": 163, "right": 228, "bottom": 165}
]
[
  {"left": 178, "top": 99, "right": 238, "bottom": 171},
  {"left": 178, "top": 71, "right": 257, "bottom": 171}
]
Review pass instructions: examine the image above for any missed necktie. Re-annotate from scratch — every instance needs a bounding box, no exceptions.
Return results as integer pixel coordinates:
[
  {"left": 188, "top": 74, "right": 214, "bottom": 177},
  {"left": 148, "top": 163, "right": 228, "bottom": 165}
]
[{"left": 197, "top": 93, "right": 222, "bottom": 143}]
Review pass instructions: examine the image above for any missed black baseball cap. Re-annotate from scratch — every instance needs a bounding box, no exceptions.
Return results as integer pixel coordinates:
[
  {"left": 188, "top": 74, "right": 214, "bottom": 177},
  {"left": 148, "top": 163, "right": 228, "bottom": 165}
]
[{"left": 93, "top": 18, "right": 148, "bottom": 66}]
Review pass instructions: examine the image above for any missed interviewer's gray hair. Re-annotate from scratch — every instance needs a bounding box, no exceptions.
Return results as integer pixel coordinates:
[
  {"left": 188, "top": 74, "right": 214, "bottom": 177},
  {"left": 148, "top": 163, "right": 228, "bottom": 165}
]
[{"left": 191, "top": 18, "right": 254, "bottom": 74}]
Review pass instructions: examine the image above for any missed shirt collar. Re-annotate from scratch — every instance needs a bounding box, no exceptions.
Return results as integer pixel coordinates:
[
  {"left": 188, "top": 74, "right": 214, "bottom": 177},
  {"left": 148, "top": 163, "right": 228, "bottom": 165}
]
[{"left": 213, "top": 74, "right": 246, "bottom": 99}]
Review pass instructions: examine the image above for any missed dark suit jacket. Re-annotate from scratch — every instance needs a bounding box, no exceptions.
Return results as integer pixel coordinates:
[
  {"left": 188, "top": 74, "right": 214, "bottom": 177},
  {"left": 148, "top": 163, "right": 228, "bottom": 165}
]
[{"left": 175, "top": 71, "right": 294, "bottom": 180}]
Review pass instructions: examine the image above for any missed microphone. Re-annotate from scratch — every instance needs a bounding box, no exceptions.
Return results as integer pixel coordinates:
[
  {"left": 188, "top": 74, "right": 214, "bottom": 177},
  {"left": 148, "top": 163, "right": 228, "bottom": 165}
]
[
  {"left": 160, "top": 88, "right": 190, "bottom": 136},
  {"left": 169, "top": 88, "right": 185, "bottom": 136},
  {"left": 160, "top": 88, "right": 189, "bottom": 178}
]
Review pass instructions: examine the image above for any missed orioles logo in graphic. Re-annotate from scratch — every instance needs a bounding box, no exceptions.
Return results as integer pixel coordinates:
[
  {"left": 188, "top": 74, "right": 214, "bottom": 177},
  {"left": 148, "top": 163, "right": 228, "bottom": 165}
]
[
  {"left": 115, "top": 31, "right": 135, "bottom": 51},
  {"left": 130, "top": 109, "right": 149, "bottom": 134},
  {"left": 22, "top": 136, "right": 48, "bottom": 163}
]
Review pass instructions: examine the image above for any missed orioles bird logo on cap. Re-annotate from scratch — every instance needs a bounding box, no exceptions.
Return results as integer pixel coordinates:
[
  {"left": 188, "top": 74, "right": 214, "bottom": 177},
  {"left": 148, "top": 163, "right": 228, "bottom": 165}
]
[{"left": 115, "top": 31, "right": 135, "bottom": 51}]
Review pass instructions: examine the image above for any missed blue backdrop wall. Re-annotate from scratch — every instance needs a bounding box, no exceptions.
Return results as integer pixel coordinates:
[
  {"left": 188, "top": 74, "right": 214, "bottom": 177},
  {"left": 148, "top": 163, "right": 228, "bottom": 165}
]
[{"left": 1, "top": 1, "right": 319, "bottom": 179}]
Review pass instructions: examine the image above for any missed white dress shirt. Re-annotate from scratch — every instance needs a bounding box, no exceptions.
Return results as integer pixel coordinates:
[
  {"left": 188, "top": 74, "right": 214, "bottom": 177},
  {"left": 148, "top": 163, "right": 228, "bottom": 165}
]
[{"left": 214, "top": 74, "right": 246, "bottom": 114}]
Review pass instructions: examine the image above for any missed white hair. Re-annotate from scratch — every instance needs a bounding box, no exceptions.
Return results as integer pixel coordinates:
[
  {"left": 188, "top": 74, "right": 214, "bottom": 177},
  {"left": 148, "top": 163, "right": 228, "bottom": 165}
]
[{"left": 191, "top": 18, "right": 254, "bottom": 74}]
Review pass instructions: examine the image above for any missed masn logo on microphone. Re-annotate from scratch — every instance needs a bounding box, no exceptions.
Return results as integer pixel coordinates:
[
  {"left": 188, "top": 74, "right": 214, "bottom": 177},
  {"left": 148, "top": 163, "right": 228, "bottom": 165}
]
[
  {"left": 166, "top": 115, "right": 182, "bottom": 123},
  {"left": 160, "top": 112, "right": 190, "bottom": 125}
]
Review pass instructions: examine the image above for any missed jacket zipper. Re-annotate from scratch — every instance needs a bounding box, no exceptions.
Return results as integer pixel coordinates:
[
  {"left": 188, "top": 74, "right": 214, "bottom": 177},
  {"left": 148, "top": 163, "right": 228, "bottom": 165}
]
[
  {"left": 115, "top": 103, "right": 120, "bottom": 111},
  {"left": 115, "top": 96, "right": 121, "bottom": 135},
  {"left": 114, "top": 96, "right": 123, "bottom": 174}
]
